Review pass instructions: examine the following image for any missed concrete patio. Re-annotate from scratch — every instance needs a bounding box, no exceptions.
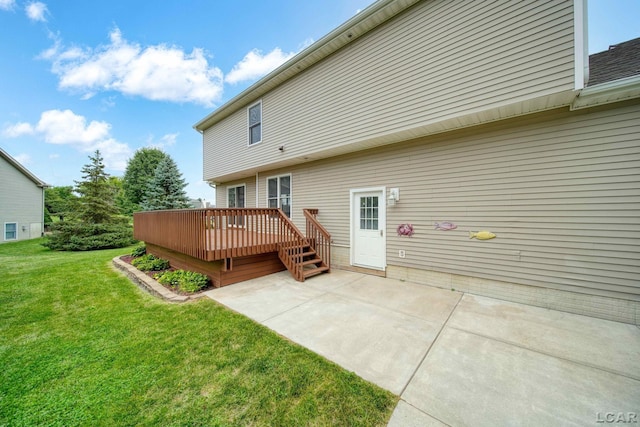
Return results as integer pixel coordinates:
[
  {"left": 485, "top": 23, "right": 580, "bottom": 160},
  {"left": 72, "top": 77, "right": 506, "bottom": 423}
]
[{"left": 203, "top": 269, "right": 640, "bottom": 426}]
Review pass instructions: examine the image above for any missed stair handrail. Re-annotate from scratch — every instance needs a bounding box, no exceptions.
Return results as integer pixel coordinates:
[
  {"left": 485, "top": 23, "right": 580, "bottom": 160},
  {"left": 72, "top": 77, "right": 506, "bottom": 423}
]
[
  {"left": 303, "top": 209, "right": 331, "bottom": 273},
  {"left": 276, "top": 208, "right": 308, "bottom": 281}
]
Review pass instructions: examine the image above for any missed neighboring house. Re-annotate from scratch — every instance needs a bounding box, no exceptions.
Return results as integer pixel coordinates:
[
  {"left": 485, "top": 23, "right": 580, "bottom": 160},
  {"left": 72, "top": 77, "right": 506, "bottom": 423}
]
[
  {"left": 0, "top": 148, "right": 48, "bottom": 243},
  {"left": 137, "top": 0, "right": 639, "bottom": 324}
]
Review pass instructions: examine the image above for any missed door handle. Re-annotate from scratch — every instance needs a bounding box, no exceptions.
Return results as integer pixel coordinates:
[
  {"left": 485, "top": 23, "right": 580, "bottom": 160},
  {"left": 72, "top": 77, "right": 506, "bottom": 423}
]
[{"left": 380, "top": 229, "right": 383, "bottom": 237}]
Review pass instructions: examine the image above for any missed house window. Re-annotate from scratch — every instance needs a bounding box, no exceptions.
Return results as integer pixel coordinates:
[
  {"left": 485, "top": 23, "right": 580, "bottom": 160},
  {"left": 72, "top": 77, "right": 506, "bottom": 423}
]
[
  {"left": 4, "top": 223, "right": 17, "bottom": 241},
  {"left": 248, "top": 101, "right": 262, "bottom": 145},
  {"left": 227, "top": 185, "right": 245, "bottom": 208},
  {"left": 267, "top": 175, "right": 291, "bottom": 217},
  {"left": 227, "top": 185, "right": 245, "bottom": 226}
]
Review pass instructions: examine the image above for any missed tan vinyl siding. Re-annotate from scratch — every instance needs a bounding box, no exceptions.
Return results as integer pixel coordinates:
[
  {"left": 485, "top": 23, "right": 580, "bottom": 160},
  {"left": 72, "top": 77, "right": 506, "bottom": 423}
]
[
  {"left": 230, "top": 101, "right": 640, "bottom": 300},
  {"left": 204, "top": 0, "right": 576, "bottom": 181},
  {"left": 0, "top": 156, "right": 44, "bottom": 241}
]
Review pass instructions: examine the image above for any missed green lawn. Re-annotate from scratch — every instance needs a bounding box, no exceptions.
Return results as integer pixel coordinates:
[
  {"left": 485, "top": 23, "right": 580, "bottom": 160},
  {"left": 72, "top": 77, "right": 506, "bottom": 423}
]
[{"left": 0, "top": 239, "right": 397, "bottom": 426}]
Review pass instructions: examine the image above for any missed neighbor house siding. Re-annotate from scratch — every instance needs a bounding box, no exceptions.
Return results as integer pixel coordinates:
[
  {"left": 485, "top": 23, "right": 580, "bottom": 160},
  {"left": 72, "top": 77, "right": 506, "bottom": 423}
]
[
  {"left": 204, "top": 0, "right": 576, "bottom": 182},
  {"left": 238, "top": 101, "right": 640, "bottom": 301},
  {"left": 0, "top": 155, "right": 44, "bottom": 241}
]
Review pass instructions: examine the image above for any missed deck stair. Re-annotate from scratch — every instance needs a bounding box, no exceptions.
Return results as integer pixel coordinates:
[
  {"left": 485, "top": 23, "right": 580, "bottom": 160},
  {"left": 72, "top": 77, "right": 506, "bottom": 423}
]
[
  {"left": 277, "top": 209, "right": 331, "bottom": 282},
  {"left": 280, "top": 241, "right": 329, "bottom": 280}
]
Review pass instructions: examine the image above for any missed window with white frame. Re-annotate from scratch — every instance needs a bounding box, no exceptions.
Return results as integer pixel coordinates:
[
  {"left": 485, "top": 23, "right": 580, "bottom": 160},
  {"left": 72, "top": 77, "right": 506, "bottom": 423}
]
[
  {"left": 4, "top": 223, "right": 17, "bottom": 241},
  {"left": 227, "top": 184, "right": 245, "bottom": 226},
  {"left": 267, "top": 175, "right": 291, "bottom": 218},
  {"left": 248, "top": 101, "right": 262, "bottom": 145},
  {"left": 227, "top": 185, "right": 245, "bottom": 208}
]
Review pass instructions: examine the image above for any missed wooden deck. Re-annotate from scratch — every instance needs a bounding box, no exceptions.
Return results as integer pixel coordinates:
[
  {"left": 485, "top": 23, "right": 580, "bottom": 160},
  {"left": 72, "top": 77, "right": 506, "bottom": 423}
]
[{"left": 134, "top": 208, "right": 331, "bottom": 283}]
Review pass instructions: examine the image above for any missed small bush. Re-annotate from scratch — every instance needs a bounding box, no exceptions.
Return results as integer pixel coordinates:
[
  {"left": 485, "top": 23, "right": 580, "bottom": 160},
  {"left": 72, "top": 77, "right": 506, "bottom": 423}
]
[
  {"left": 43, "top": 222, "right": 136, "bottom": 251},
  {"left": 155, "top": 270, "right": 209, "bottom": 293},
  {"left": 130, "top": 245, "right": 147, "bottom": 257},
  {"left": 131, "top": 254, "right": 170, "bottom": 271}
]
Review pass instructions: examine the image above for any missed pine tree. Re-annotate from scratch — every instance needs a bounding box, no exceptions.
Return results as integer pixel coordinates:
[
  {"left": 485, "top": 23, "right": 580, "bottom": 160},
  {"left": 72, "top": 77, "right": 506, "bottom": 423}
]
[
  {"left": 141, "top": 155, "right": 190, "bottom": 210},
  {"left": 122, "top": 148, "right": 168, "bottom": 212},
  {"left": 75, "top": 150, "right": 120, "bottom": 223},
  {"left": 43, "top": 150, "right": 135, "bottom": 251}
]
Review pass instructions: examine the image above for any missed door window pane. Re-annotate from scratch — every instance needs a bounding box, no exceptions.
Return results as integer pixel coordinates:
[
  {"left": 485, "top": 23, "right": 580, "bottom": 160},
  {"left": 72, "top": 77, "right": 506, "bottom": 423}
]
[{"left": 359, "top": 197, "right": 379, "bottom": 230}]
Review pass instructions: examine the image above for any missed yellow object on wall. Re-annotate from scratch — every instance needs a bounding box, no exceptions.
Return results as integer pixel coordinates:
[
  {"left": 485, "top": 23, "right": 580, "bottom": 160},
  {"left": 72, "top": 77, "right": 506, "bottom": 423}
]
[{"left": 469, "top": 231, "right": 496, "bottom": 240}]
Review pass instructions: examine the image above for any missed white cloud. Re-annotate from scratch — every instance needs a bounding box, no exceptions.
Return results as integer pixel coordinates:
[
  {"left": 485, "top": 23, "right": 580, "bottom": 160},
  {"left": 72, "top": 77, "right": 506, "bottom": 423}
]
[
  {"left": 25, "top": 1, "right": 47, "bottom": 22},
  {"left": 225, "top": 48, "right": 296, "bottom": 84},
  {"left": 4, "top": 109, "right": 132, "bottom": 171},
  {"left": 49, "top": 153, "right": 60, "bottom": 159},
  {"left": 13, "top": 153, "right": 31, "bottom": 165},
  {"left": 145, "top": 132, "right": 178, "bottom": 150},
  {"left": 2, "top": 121, "right": 34, "bottom": 137},
  {"left": 0, "top": 0, "right": 16, "bottom": 11},
  {"left": 42, "top": 28, "right": 223, "bottom": 107}
]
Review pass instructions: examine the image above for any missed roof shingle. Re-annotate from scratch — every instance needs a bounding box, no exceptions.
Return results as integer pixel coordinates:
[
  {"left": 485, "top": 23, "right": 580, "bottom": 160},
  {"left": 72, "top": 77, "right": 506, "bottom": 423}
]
[{"left": 588, "top": 37, "right": 640, "bottom": 86}]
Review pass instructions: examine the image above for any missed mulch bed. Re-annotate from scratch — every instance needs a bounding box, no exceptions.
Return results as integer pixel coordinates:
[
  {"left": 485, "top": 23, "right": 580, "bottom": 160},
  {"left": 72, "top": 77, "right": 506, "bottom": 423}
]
[{"left": 119, "top": 255, "right": 211, "bottom": 296}]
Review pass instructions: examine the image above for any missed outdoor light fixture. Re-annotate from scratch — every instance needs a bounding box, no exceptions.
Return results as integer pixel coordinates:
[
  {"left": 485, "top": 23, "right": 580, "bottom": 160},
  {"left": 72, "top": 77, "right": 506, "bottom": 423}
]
[
  {"left": 22, "top": 225, "right": 27, "bottom": 232},
  {"left": 388, "top": 188, "right": 399, "bottom": 206}
]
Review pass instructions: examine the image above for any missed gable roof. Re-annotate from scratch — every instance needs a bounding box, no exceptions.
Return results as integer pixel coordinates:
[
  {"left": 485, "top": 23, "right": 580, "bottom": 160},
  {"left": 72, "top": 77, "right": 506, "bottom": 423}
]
[
  {"left": 588, "top": 37, "right": 640, "bottom": 86},
  {"left": 0, "top": 147, "right": 48, "bottom": 188}
]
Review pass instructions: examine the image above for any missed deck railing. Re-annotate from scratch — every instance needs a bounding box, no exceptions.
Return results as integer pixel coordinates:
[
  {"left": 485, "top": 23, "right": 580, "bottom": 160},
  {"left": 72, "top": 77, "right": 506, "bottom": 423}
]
[
  {"left": 303, "top": 209, "right": 331, "bottom": 273},
  {"left": 134, "top": 208, "right": 300, "bottom": 262},
  {"left": 134, "top": 208, "right": 331, "bottom": 281}
]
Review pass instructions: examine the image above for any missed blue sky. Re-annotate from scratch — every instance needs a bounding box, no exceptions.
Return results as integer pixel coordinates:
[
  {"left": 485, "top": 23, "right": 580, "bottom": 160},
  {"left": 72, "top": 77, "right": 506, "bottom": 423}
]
[{"left": 1, "top": 0, "right": 639, "bottom": 202}]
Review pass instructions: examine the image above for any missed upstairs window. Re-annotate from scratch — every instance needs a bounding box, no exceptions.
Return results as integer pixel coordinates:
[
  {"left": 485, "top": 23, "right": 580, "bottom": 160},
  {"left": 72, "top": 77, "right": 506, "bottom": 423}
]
[{"left": 248, "top": 101, "right": 262, "bottom": 145}]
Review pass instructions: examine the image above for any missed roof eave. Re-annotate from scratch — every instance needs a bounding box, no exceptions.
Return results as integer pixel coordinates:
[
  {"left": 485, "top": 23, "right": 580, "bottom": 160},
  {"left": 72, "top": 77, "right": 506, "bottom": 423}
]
[
  {"left": 0, "top": 148, "right": 49, "bottom": 188},
  {"left": 193, "top": 0, "right": 420, "bottom": 132},
  {"left": 571, "top": 74, "right": 640, "bottom": 110}
]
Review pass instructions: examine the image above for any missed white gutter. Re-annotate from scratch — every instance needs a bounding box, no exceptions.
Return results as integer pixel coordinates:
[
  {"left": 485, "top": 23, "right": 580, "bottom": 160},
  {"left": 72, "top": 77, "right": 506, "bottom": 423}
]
[{"left": 571, "top": 74, "right": 640, "bottom": 110}]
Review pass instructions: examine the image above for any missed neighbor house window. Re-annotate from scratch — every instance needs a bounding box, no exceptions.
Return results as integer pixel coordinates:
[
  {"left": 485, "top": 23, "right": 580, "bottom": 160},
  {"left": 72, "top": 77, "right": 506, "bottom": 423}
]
[
  {"left": 248, "top": 101, "right": 262, "bottom": 145},
  {"left": 227, "top": 184, "right": 245, "bottom": 226},
  {"left": 267, "top": 175, "right": 291, "bottom": 217},
  {"left": 4, "top": 223, "right": 17, "bottom": 241}
]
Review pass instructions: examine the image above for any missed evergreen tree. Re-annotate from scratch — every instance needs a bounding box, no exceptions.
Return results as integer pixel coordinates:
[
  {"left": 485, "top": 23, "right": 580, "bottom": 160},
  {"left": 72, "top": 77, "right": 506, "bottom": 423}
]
[
  {"left": 122, "top": 148, "right": 168, "bottom": 212},
  {"left": 44, "top": 186, "right": 78, "bottom": 222},
  {"left": 75, "top": 150, "right": 119, "bottom": 223},
  {"left": 43, "top": 151, "right": 135, "bottom": 251},
  {"left": 141, "top": 156, "right": 190, "bottom": 210}
]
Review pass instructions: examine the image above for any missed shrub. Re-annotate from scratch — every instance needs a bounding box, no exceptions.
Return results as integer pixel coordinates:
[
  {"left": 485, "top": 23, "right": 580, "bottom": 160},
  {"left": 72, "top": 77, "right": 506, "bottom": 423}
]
[
  {"left": 131, "top": 254, "right": 170, "bottom": 271},
  {"left": 155, "top": 270, "right": 209, "bottom": 293},
  {"left": 43, "top": 222, "right": 136, "bottom": 251},
  {"left": 130, "top": 245, "right": 147, "bottom": 257}
]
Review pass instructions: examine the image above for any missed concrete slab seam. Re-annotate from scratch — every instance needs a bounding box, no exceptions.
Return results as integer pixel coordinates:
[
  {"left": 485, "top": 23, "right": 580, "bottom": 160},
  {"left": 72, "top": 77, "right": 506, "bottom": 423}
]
[
  {"left": 397, "top": 399, "right": 453, "bottom": 427},
  {"left": 447, "top": 325, "right": 640, "bottom": 383},
  {"left": 399, "top": 291, "right": 465, "bottom": 397}
]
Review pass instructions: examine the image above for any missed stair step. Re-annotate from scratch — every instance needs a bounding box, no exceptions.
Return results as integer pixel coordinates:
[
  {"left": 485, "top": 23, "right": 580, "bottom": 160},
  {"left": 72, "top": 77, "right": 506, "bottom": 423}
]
[
  {"left": 301, "top": 258, "right": 322, "bottom": 266},
  {"left": 303, "top": 266, "right": 329, "bottom": 278},
  {"left": 290, "top": 251, "right": 315, "bottom": 259}
]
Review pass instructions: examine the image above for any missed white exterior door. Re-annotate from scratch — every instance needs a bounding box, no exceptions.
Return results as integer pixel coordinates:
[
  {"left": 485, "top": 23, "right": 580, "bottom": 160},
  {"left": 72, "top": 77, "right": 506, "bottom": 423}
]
[{"left": 351, "top": 189, "right": 386, "bottom": 270}]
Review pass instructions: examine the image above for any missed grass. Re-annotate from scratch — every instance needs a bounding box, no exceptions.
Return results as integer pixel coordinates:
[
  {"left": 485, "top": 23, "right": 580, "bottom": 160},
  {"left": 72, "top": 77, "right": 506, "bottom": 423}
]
[{"left": 0, "top": 239, "right": 397, "bottom": 426}]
